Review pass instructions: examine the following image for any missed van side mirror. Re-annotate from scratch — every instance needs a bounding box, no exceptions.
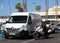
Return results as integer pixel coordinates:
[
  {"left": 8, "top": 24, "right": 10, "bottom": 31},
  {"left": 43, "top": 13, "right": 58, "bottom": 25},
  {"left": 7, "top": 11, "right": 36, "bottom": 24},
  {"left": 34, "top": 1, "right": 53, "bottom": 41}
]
[
  {"left": 28, "top": 16, "right": 32, "bottom": 24},
  {"left": 28, "top": 21, "right": 32, "bottom": 24}
]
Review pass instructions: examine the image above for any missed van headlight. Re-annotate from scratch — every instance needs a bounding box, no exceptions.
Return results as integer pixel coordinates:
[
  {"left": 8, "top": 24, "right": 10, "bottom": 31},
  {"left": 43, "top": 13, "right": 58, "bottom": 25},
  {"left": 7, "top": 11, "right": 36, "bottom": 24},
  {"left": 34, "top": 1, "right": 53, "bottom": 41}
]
[
  {"left": 22, "top": 25, "right": 27, "bottom": 31},
  {"left": 18, "top": 25, "right": 27, "bottom": 31}
]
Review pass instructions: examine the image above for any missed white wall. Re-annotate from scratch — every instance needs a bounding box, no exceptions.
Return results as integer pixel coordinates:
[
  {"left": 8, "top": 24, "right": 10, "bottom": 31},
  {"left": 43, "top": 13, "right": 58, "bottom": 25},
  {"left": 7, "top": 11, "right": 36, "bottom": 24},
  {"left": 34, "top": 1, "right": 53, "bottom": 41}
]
[{"left": 0, "top": 18, "right": 8, "bottom": 23}]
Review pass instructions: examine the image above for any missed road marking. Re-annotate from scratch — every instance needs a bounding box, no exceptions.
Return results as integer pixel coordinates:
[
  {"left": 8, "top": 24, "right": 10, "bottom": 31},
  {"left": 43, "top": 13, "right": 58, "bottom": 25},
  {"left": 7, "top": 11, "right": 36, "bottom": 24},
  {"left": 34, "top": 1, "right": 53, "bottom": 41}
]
[{"left": 21, "top": 39, "right": 35, "bottom": 43}]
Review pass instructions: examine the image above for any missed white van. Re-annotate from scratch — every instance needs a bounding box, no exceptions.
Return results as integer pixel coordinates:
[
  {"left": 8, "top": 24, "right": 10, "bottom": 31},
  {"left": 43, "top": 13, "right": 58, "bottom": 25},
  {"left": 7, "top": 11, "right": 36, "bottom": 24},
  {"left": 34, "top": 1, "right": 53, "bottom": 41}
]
[{"left": 1, "top": 12, "right": 42, "bottom": 39}]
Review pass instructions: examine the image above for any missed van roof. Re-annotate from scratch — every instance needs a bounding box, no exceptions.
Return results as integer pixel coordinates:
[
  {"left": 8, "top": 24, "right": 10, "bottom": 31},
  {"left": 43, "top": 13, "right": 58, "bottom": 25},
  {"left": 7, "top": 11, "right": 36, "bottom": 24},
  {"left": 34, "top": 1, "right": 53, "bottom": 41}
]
[
  {"left": 11, "top": 12, "right": 29, "bottom": 16},
  {"left": 11, "top": 12, "right": 40, "bottom": 16}
]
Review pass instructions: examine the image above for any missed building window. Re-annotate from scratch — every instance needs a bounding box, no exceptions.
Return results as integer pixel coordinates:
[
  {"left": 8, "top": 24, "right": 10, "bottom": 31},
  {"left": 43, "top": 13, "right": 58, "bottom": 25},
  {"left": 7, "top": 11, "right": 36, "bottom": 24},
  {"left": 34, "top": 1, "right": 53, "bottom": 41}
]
[{"left": 48, "top": 15, "right": 55, "bottom": 19}]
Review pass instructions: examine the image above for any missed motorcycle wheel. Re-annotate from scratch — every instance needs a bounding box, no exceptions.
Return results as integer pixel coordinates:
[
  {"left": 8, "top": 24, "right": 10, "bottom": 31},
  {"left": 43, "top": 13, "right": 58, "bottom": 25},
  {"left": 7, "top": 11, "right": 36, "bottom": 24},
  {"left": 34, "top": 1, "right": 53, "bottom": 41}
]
[{"left": 33, "top": 32, "right": 40, "bottom": 40}]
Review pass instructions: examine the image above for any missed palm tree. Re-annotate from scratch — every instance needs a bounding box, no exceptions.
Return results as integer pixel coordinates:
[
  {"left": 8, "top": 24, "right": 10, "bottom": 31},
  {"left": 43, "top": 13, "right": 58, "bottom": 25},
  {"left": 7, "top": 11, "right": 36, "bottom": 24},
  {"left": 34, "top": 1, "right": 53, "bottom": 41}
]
[
  {"left": 35, "top": 5, "right": 41, "bottom": 12},
  {"left": 15, "top": 3, "right": 23, "bottom": 12}
]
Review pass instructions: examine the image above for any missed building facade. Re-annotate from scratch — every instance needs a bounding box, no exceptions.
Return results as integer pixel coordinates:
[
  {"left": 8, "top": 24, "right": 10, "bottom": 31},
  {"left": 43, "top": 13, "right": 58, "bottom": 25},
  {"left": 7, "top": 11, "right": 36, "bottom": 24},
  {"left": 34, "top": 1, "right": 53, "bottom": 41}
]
[{"left": 39, "top": 6, "right": 60, "bottom": 22}]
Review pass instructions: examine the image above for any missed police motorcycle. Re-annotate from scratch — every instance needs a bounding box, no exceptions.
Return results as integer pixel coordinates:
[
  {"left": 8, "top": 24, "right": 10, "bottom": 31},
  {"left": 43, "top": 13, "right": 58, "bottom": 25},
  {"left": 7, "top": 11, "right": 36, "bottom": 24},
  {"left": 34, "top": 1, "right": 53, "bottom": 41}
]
[
  {"left": 33, "top": 25, "right": 49, "bottom": 40},
  {"left": 46, "top": 24, "right": 52, "bottom": 34}
]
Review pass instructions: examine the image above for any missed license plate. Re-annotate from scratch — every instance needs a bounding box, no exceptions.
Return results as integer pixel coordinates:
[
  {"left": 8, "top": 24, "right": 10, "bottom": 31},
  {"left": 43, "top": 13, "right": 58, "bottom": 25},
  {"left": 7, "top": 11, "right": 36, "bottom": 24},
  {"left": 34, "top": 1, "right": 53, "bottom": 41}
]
[{"left": 9, "top": 33, "right": 15, "bottom": 35}]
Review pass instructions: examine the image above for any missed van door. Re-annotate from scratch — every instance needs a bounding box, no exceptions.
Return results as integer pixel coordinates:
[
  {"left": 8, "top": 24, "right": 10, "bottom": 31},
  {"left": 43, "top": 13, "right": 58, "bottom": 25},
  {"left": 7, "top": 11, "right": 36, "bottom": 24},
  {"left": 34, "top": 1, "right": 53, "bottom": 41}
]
[{"left": 27, "top": 16, "right": 34, "bottom": 35}]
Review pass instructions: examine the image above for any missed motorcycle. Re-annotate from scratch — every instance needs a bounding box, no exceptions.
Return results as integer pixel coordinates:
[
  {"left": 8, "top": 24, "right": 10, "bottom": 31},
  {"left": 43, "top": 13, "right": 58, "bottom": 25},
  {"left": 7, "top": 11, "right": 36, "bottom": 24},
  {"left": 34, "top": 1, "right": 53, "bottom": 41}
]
[
  {"left": 33, "top": 26, "right": 49, "bottom": 40},
  {"left": 46, "top": 24, "right": 52, "bottom": 34}
]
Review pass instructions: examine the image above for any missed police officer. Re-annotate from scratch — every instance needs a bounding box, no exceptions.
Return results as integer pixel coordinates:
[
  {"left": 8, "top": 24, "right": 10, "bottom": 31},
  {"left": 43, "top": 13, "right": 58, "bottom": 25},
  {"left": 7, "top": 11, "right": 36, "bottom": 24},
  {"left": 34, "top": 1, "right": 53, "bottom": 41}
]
[{"left": 42, "top": 20, "right": 49, "bottom": 39}]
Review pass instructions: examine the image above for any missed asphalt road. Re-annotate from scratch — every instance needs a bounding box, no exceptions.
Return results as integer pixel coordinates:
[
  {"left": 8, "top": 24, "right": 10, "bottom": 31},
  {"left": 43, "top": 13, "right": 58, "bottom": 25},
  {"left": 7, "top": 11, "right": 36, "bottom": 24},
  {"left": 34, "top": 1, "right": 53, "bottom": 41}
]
[{"left": 0, "top": 30, "right": 60, "bottom": 43}]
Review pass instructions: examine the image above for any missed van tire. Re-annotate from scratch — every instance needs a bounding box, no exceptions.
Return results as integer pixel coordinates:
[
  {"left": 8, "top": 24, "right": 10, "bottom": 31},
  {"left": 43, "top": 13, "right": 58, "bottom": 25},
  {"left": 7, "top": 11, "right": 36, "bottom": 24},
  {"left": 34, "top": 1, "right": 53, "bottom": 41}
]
[
  {"left": 4, "top": 34, "right": 9, "bottom": 39},
  {"left": 4, "top": 36, "right": 9, "bottom": 39}
]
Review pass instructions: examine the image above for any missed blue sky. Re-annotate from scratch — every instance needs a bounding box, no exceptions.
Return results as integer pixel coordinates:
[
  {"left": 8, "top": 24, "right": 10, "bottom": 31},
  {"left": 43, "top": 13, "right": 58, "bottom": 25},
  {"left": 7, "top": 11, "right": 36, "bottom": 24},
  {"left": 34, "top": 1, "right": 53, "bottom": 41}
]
[{"left": 0, "top": 0, "right": 60, "bottom": 16}]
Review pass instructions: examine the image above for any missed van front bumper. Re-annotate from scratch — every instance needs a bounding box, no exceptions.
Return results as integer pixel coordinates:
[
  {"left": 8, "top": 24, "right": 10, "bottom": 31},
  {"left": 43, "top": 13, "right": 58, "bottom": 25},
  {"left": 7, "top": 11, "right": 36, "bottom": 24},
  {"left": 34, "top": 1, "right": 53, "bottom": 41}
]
[{"left": 4, "top": 30, "right": 28, "bottom": 38}]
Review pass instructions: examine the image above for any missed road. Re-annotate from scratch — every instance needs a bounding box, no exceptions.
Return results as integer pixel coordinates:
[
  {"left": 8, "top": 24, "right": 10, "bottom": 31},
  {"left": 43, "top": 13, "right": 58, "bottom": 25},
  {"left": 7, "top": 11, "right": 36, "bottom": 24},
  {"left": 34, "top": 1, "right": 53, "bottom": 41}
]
[{"left": 0, "top": 30, "right": 60, "bottom": 43}]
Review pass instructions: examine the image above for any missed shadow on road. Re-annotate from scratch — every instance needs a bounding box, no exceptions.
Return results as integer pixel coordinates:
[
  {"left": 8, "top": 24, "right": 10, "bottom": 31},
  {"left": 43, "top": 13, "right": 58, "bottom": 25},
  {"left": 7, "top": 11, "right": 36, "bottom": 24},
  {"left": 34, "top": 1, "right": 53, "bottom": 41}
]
[
  {"left": 4, "top": 36, "right": 55, "bottom": 40},
  {"left": 40, "top": 37, "right": 55, "bottom": 40},
  {"left": 48, "top": 37, "right": 55, "bottom": 39},
  {"left": 6, "top": 35, "right": 56, "bottom": 40},
  {"left": 8, "top": 37, "right": 33, "bottom": 40},
  {"left": 6, "top": 36, "right": 55, "bottom": 40}
]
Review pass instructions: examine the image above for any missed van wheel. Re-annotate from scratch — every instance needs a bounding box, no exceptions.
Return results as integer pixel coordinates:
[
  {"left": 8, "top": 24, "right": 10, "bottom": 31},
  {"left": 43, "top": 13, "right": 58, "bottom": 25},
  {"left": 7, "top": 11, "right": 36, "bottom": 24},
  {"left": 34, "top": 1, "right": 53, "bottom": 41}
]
[
  {"left": 24, "top": 31, "right": 29, "bottom": 38},
  {"left": 4, "top": 35, "right": 9, "bottom": 39}
]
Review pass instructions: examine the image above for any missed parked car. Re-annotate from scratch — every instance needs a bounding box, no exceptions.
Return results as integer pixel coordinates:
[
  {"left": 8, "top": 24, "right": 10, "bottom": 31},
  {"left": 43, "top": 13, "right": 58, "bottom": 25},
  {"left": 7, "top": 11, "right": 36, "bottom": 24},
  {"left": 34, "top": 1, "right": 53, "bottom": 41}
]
[
  {"left": 54, "top": 23, "right": 60, "bottom": 30},
  {"left": 45, "top": 20, "right": 55, "bottom": 33},
  {"left": 33, "top": 26, "right": 49, "bottom": 40}
]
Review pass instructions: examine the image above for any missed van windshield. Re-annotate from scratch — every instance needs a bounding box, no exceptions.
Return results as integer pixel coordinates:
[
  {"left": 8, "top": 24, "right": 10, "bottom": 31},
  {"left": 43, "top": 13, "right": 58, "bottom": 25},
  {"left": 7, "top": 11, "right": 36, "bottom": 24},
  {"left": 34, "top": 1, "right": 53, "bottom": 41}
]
[{"left": 8, "top": 16, "right": 27, "bottom": 23}]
